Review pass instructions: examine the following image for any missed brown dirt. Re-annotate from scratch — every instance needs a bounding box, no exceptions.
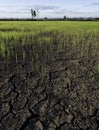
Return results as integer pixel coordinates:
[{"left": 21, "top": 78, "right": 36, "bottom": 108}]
[{"left": 0, "top": 46, "right": 99, "bottom": 130}]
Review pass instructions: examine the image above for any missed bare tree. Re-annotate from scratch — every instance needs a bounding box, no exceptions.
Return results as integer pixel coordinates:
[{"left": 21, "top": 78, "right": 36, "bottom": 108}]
[
  {"left": 31, "top": 9, "right": 33, "bottom": 19},
  {"left": 31, "top": 9, "right": 36, "bottom": 19},
  {"left": 33, "top": 10, "right": 36, "bottom": 17},
  {"left": 37, "top": 10, "right": 40, "bottom": 19}
]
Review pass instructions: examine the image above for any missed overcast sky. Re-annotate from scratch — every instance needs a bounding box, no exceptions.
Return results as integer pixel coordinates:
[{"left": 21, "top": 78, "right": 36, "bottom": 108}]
[{"left": 0, "top": 0, "right": 99, "bottom": 18}]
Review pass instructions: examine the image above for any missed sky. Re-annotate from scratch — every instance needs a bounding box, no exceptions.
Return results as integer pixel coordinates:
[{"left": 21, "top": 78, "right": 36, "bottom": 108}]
[{"left": 0, "top": 0, "right": 99, "bottom": 18}]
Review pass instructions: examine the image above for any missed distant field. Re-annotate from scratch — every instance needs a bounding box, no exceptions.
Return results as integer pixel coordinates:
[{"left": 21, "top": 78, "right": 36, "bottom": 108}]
[{"left": 0, "top": 21, "right": 99, "bottom": 69}]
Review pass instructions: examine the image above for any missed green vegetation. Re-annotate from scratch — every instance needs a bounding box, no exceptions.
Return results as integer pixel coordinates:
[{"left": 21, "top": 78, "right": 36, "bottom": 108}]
[{"left": 0, "top": 21, "right": 99, "bottom": 71}]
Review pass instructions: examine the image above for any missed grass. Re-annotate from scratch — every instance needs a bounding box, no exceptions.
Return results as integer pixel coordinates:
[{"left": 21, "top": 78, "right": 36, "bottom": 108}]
[{"left": 0, "top": 21, "right": 99, "bottom": 71}]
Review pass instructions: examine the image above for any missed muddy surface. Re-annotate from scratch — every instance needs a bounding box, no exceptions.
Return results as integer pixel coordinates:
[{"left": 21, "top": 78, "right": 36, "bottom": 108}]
[{"left": 0, "top": 46, "right": 99, "bottom": 130}]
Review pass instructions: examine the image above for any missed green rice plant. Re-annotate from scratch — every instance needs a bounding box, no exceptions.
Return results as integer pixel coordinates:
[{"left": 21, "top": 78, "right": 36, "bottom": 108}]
[
  {"left": 0, "top": 41, "right": 6, "bottom": 57},
  {"left": 0, "top": 21, "right": 99, "bottom": 68}
]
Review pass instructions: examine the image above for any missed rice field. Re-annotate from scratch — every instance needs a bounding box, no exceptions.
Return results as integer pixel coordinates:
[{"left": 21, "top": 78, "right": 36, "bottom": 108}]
[
  {"left": 0, "top": 21, "right": 99, "bottom": 67},
  {"left": 0, "top": 21, "right": 99, "bottom": 60}
]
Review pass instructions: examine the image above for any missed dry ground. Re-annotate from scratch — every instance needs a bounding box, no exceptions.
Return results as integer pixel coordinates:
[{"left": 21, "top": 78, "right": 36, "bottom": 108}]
[{"left": 0, "top": 44, "right": 99, "bottom": 130}]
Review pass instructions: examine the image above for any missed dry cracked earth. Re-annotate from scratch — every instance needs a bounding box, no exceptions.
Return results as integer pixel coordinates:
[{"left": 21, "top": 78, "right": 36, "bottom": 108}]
[{"left": 0, "top": 47, "right": 99, "bottom": 130}]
